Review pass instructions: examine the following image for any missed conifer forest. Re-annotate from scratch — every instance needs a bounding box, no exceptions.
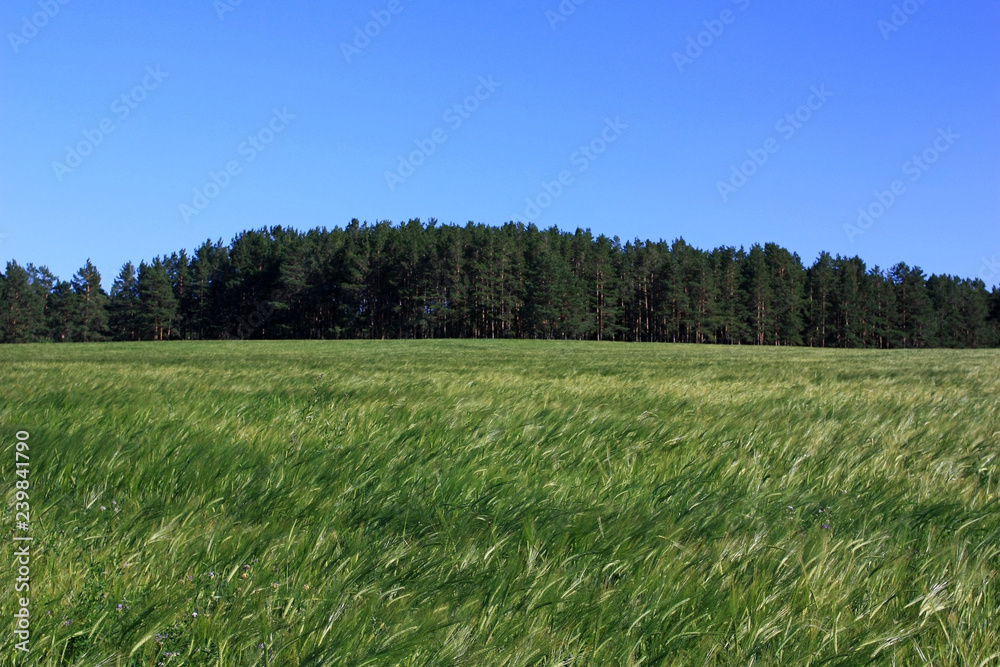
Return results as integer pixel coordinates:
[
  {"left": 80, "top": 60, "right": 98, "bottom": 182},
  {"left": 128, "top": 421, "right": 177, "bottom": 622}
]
[{"left": 1, "top": 220, "right": 997, "bottom": 347}]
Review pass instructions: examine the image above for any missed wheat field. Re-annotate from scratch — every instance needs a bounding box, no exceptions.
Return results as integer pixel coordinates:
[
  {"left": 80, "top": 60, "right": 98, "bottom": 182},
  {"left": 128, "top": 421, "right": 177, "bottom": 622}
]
[{"left": 1, "top": 341, "right": 998, "bottom": 666}]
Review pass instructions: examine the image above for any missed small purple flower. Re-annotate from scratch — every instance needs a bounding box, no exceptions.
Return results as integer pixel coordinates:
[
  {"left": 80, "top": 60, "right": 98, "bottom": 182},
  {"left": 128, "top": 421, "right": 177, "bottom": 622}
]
[
  {"left": 192, "top": 611, "right": 198, "bottom": 618},
  {"left": 822, "top": 523, "right": 831, "bottom": 530},
  {"left": 100, "top": 506, "right": 107, "bottom": 511},
  {"left": 64, "top": 619, "right": 72, "bottom": 626},
  {"left": 209, "top": 571, "right": 216, "bottom": 578},
  {"left": 258, "top": 643, "right": 265, "bottom": 650}
]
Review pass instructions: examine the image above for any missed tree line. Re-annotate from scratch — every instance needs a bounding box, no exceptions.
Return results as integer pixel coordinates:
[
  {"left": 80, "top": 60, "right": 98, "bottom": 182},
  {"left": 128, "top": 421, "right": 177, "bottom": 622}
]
[{"left": 2, "top": 220, "right": 998, "bottom": 347}]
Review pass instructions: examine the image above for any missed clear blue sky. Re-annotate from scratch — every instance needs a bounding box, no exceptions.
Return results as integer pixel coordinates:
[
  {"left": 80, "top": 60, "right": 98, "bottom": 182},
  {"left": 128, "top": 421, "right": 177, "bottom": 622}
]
[{"left": 2, "top": 0, "right": 998, "bottom": 288}]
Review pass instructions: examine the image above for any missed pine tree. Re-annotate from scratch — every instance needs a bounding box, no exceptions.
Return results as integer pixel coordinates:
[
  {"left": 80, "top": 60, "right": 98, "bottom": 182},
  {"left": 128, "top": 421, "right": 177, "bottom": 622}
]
[
  {"left": 27, "top": 265, "right": 61, "bottom": 342},
  {"left": 659, "top": 241, "right": 686, "bottom": 343},
  {"left": 867, "top": 266, "right": 898, "bottom": 349},
  {"left": 765, "top": 243, "right": 805, "bottom": 346},
  {"left": 189, "top": 240, "right": 228, "bottom": 340},
  {"left": 590, "top": 234, "right": 622, "bottom": 341},
  {"left": 523, "top": 227, "right": 565, "bottom": 339},
  {"left": 70, "top": 259, "right": 110, "bottom": 342},
  {"left": 711, "top": 246, "right": 745, "bottom": 344},
  {"left": 47, "top": 281, "right": 75, "bottom": 342},
  {"left": 741, "top": 245, "right": 773, "bottom": 345},
  {"left": 0, "top": 261, "right": 46, "bottom": 343},
  {"left": 109, "top": 262, "right": 140, "bottom": 341},
  {"left": 989, "top": 287, "right": 1000, "bottom": 345},
  {"left": 805, "top": 252, "right": 834, "bottom": 347},
  {"left": 831, "top": 256, "right": 867, "bottom": 348},
  {"left": 891, "top": 263, "right": 935, "bottom": 348},
  {"left": 137, "top": 259, "right": 179, "bottom": 341},
  {"left": 165, "top": 251, "right": 193, "bottom": 340}
]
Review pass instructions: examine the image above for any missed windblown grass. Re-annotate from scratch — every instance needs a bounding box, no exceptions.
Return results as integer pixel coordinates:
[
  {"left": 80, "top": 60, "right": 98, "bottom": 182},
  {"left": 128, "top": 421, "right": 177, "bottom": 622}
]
[{"left": 1, "top": 341, "right": 998, "bottom": 665}]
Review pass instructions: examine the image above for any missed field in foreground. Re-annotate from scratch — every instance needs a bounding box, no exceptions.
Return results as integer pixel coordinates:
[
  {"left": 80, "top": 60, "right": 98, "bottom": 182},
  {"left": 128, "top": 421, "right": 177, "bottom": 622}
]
[{"left": 1, "top": 341, "right": 998, "bottom": 666}]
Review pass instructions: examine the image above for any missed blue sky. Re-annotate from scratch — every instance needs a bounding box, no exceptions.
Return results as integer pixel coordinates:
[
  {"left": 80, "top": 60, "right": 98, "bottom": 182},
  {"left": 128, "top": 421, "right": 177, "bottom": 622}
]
[{"left": 2, "top": 0, "right": 998, "bottom": 288}]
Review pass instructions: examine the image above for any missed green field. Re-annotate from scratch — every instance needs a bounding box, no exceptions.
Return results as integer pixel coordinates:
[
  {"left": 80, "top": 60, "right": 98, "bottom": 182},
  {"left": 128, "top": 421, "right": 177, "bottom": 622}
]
[{"left": 1, "top": 342, "right": 998, "bottom": 666}]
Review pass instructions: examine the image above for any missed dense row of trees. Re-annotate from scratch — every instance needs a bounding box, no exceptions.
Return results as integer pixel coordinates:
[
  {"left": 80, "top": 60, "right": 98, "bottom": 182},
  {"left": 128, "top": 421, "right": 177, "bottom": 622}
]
[{"left": 2, "top": 220, "right": 998, "bottom": 347}]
